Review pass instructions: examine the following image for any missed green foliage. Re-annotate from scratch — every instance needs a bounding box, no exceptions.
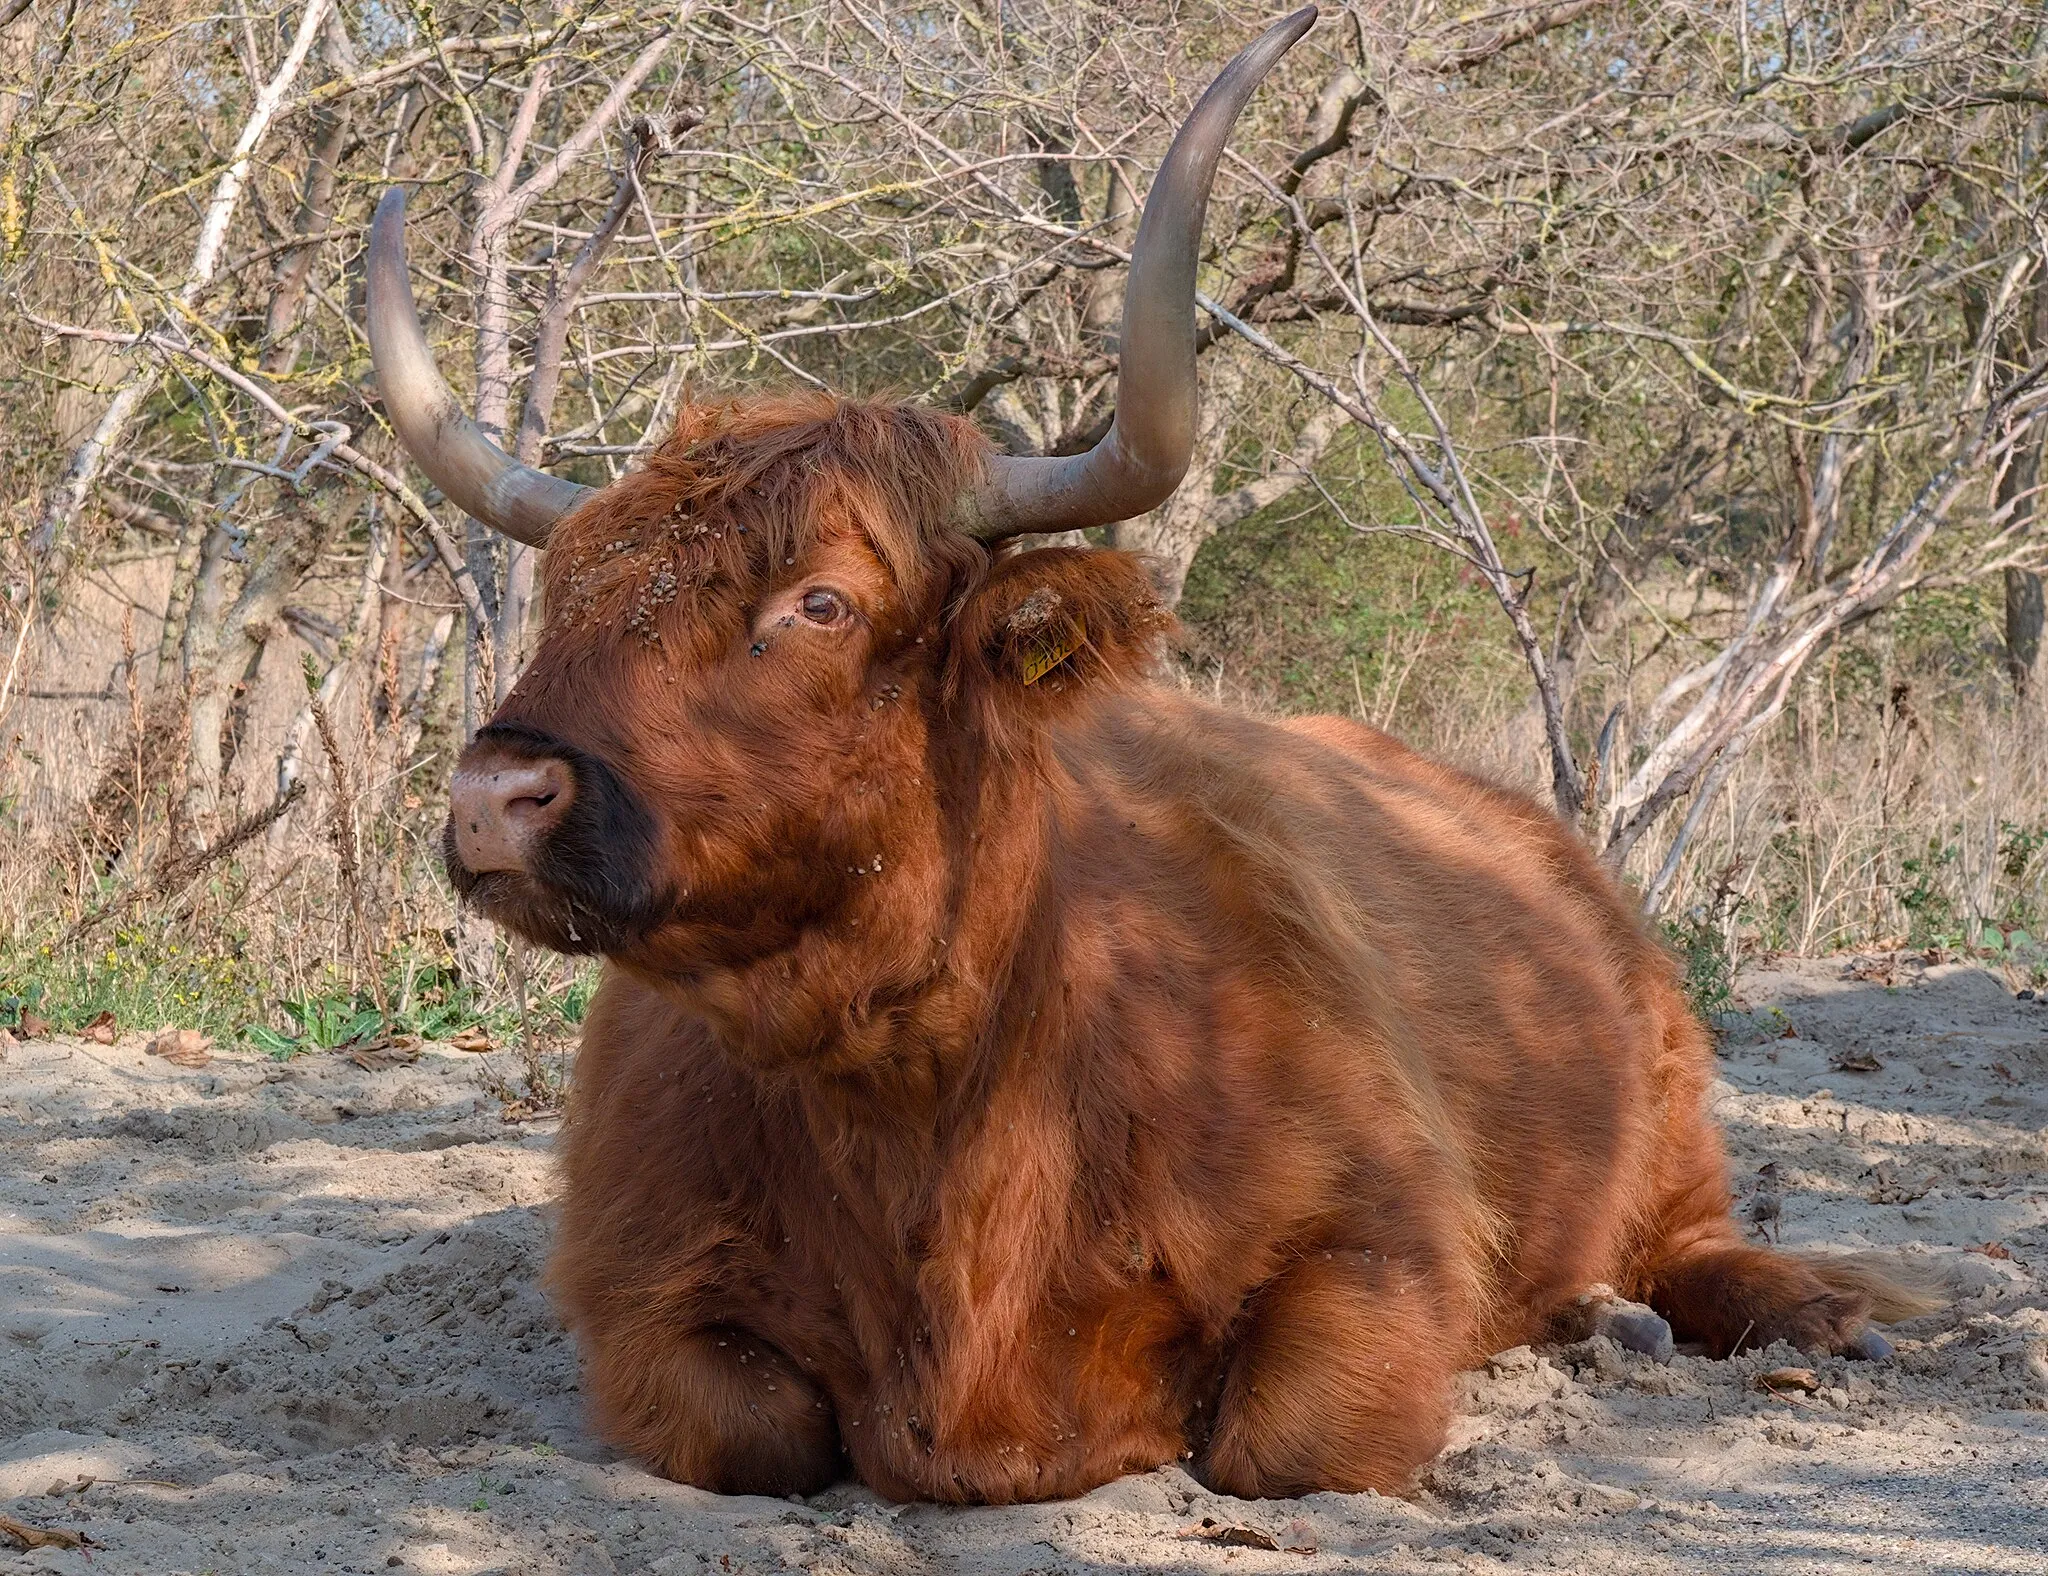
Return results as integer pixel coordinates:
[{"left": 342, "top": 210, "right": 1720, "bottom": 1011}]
[
  {"left": 1661, "top": 904, "right": 1739, "bottom": 1022},
  {"left": 3, "top": 917, "right": 601, "bottom": 1059},
  {"left": 1899, "top": 839, "right": 1962, "bottom": 949},
  {"left": 0, "top": 925, "right": 264, "bottom": 1040},
  {"left": 239, "top": 1023, "right": 300, "bottom": 1058},
  {"left": 1884, "top": 582, "right": 2004, "bottom": 679},
  {"left": 243, "top": 949, "right": 600, "bottom": 1059},
  {"left": 545, "top": 967, "right": 600, "bottom": 1027},
  {"left": 385, "top": 952, "right": 488, "bottom": 1040},
  {"left": 0, "top": 979, "right": 45, "bottom": 1030},
  {"left": 2000, "top": 821, "right": 2048, "bottom": 887},
  {"left": 1178, "top": 486, "right": 1517, "bottom": 722},
  {"left": 267, "top": 994, "right": 387, "bottom": 1054}
]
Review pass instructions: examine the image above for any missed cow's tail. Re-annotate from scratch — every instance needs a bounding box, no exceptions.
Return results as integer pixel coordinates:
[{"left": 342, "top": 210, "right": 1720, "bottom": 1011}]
[{"left": 1794, "top": 1249, "right": 1949, "bottom": 1325}]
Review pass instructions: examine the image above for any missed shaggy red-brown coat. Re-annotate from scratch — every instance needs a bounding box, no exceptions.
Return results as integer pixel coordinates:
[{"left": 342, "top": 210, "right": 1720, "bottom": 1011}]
[{"left": 448, "top": 394, "right": 1904, "bottom": 1503}]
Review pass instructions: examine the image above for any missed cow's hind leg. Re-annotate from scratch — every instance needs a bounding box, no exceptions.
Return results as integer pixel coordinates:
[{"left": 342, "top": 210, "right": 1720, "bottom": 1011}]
[
  {"left": 584, "top": 1323, "right": 842, "bottom": 1495},
  {"left": 1625, "top": 977, "right": 1904, "bottom": 1359},
  {"left": 1629, "top": 1077, "right": 1891, "bottom": 1356},
  {"left": 1642, "top": 1236, "right": 1870, "bottom": 1357},
  {"left": 1200, "top": 1251, "right": 1463, "bottom": 1498}
]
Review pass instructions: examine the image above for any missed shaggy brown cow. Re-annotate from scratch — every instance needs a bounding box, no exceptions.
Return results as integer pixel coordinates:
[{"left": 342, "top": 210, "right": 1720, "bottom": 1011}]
[{"left": 367, "top": 10, "right": 1926, "bottom": 1505}]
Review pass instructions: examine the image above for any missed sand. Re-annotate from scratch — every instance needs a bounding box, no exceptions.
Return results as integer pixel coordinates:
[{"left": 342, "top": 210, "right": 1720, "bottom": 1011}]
[{"left": 1, "top": 955, "right": 2043, "bottom": 1575}]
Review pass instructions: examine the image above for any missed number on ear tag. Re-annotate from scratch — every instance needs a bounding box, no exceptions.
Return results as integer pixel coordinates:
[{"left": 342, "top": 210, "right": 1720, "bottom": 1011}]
[{"left": 1020, "top": 614, "right": 1086, "bottom": 685}]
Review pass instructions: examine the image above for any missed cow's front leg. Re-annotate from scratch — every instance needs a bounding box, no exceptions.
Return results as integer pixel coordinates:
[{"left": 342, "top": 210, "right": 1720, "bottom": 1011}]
[
  {"left": 584, "top": 1323, "right": 842, "bottom": 1496},
  {"left": 1199, "top": 1250, "right": 1463, "bottom": 1498}
]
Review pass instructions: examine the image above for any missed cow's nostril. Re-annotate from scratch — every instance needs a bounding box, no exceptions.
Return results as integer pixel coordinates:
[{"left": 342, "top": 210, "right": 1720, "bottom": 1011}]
[{"left": 451, "top": 756, "right": 574, "bottom": 875}]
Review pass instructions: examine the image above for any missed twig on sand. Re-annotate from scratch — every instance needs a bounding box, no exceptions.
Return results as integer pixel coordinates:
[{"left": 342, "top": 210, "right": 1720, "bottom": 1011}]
[{"left": 0, "top": 1514, "right": 98, "bottom": 1551}]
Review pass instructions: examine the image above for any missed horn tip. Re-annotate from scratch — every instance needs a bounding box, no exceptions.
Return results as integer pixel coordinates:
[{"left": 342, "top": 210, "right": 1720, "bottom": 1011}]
[{"left": 1277, "top": 6, "right": 1318, "bottom": 42}]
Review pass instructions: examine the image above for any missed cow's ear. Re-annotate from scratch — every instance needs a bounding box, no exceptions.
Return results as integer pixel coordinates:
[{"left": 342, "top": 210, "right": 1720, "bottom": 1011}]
[{"left": 942, "top": 547, "right": 1172, "bottom": 730}]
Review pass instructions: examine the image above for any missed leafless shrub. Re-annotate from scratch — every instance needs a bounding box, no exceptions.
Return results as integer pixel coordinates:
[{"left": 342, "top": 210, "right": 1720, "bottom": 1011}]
[{"left": 0, "top": 0, "right": 2043, "bottom": 1001}]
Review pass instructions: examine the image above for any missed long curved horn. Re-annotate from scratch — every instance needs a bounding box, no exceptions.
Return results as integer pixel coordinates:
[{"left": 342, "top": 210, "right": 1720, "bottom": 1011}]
[
  {"left": 964, "top": 6, "right": 1317, "bottom": 540},
  {"left": 366, "top": 188, "right": 594, "bottom": 548}
]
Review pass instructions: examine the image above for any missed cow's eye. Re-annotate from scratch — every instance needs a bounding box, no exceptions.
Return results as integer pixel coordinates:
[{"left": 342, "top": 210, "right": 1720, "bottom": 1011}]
[{"left": 798, "top": 588, "right": 846, "bottom": 625}]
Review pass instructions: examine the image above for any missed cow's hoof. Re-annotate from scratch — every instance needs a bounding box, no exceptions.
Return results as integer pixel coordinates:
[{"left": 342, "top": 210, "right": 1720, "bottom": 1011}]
[
  {"left": 1598, "top": 1304, "right": 1675, "bottom": 1365},
  {"left": 1843, "top": 1325, "right": 1893, "bottom": 1361},
  {"left": 1550, "top": 1285, "right": 1676, "bottom": 1364}
]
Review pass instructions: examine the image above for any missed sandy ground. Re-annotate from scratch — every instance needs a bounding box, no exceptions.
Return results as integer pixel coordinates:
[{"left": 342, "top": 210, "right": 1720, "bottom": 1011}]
[{"left": 1, "top": 956, "right": 2044, "bottom": 1576}]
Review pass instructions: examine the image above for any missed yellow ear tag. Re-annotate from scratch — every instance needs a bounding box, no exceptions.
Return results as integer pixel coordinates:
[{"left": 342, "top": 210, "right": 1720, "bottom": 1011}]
[{"left": 1020, "top": 614, "right": 1086, "bottom": 685}]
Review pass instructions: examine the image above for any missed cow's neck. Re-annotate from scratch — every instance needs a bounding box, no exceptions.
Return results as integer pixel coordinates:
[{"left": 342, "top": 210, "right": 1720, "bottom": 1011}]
[
  {"left": 787, "top": 752, "right": 1091, "bottom": 1375},
  {"left": 681, "top": 720, "right": 1150, "bottom": 1404},
  {"left": 643, "top": 739, "right": 1066, "bottom": 1126}
]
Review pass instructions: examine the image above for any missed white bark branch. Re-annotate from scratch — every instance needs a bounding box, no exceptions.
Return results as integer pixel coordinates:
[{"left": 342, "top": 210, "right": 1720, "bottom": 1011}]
[{"left": 30, "top": 0, "right": 333, "bottom": 566}]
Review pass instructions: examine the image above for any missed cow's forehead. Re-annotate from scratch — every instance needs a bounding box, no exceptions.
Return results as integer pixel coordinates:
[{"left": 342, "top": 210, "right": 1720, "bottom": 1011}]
[
  {"left": 523, "top": 397, "right": 992, "bottom": 691},
  {"left": 542, "top": 481, "right": 898, "bottom": 639},
  {"left": 543, "top": 470, "right": 755, "bottom": 623}
]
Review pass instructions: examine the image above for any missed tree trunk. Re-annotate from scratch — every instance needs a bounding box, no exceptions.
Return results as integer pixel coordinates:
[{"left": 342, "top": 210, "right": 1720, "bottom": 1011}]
[
  {"left": 179, "top": 499, "right": 334, "bottom": 835},
  {"left": 1110, "top": 353, "right": 1349, "bottom": 610},
  {"left": 1998, "top": 263, "right": 2047, "bottom": 703},
  {"left": 258, "top": 99, "right": 351, "bottom": 373},
  {"left": 2010, "top": 566, "right": 2046, "bottom": 698},
  {"left": 29, "top": 0, "right": 335, "bottom": 580},
  {"left": 453, "top": 30, "right": 678, "bottom": 733},
  {"left": 275, "top": 510, "right": 391, "bottom": 806},
  {"left": 1111, "top": 357, "right": 1249, "bottom": 605}
]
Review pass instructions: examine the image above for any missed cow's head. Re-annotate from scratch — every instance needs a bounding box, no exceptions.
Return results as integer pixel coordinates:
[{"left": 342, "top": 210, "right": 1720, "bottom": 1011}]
[{"left": 366, "top": 11, "right": 1314, "bottom": 973}]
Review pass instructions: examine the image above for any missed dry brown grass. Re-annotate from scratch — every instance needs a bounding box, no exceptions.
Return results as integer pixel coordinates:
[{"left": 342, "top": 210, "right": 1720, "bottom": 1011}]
[
  {"left": 1175, "top": 585, "right": 2048, "bottom": 976},
  {"left": 5, "top": 541, "right": 2044, "bottom": 1048}
]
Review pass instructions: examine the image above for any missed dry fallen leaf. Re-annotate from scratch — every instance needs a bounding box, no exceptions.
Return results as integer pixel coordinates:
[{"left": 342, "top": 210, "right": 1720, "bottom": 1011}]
[
  {"left": 0, "top": 1513, "right": 96, "bottom": 1551},
  {"left": 82, "top": 1009, "right": 117, "bottom": 1045},
  {"left": 146, "top": 1026, "right": 213, "bottom": 1068},
  {"left": 1197, "top": 1525, "right": 1280, "bottom": 1551},
  {"left": 18, "top": 1010, "right": 51, "bottom": 1039},
  {"left": 348, "top": 1035, "right": 422, "bottom": 1071},
  {"left": 449, "top": 1026, "right": 494, "bottom": 1053},
  {"left": 0, "top": 1027, "right": 16, "bottom": 1060},
  {"left": 1975, "top": 1242, "right": 2014, "bottom": 1261},
  {"left": 1829, "top": 1051, "right": 1883, "bottom": 1073},
  {"left": 1759, "top": 1366, "right": 1820, "bottom": 1393}
]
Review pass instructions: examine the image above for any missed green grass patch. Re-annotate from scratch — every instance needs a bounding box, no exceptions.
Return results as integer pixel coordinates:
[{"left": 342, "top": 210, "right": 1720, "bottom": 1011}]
[{"left": 1, "top": 924, "right": 599, "bottom": 1056}]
